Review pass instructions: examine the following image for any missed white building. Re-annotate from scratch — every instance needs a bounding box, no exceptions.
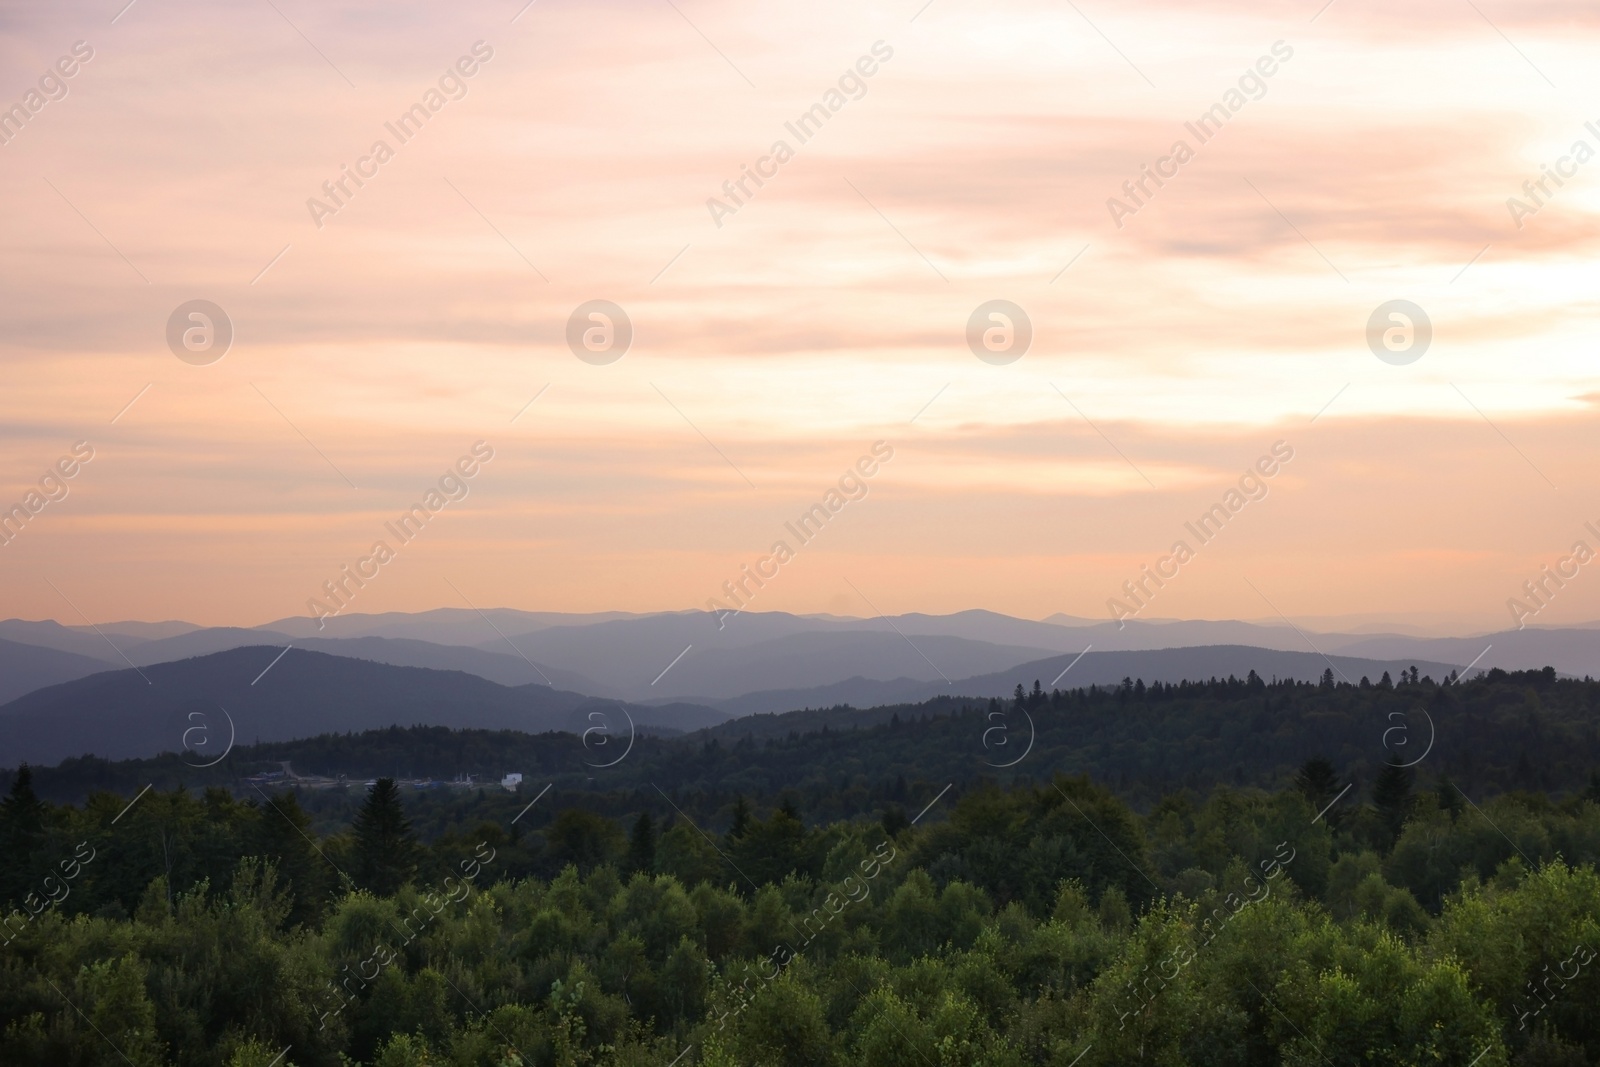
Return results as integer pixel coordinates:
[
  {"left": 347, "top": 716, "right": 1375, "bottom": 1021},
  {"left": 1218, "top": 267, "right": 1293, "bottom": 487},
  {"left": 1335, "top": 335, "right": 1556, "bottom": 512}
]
[{"left": 501, "top": 773, "right": 523, "bottom": 792}]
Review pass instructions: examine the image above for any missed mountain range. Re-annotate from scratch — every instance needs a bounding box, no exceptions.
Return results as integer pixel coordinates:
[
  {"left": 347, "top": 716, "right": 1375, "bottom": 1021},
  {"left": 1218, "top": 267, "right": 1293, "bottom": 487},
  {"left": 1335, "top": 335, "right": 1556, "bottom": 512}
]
[{"left": 0, "top": 607, "right": 1588, "bottom": 767}]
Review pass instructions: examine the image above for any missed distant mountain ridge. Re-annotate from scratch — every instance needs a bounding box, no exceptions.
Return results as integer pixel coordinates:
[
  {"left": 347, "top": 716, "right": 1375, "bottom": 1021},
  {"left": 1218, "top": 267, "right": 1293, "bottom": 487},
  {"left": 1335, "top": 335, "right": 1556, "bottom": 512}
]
[
  {"left": 0, "top": 639, "right": 1467, "bottom": 767},
  {"left": 0, "top": 638, "right": 111, "bottom": 705},
  {"left": 676, "top": 644, "right": 1468, "bottom": 716},
  {"left": 117, "top": 630, "right": 596, "bottom": 691},
  {"left": 0, "top": 609, "right": 1593, "bottom": 761},
  {"left": 0, "top": 647, "right": 730, "bottom": 766},
  {"left": 10, "top": 665, "right": 1591, "bottom": 816}
]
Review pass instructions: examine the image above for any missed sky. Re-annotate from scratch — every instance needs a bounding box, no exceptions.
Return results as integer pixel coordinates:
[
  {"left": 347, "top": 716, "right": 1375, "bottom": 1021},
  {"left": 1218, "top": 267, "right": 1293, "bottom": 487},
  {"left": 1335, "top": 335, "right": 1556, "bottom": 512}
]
[{"left": 2, "top": 0, "right": 1599, "bottom": 633}]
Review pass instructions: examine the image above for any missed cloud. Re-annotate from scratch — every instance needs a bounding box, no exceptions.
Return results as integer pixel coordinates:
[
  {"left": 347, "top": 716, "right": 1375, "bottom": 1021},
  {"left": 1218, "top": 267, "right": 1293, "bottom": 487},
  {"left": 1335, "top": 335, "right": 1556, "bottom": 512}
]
[{"left": 2, "top": 0, "right": 1598, "bottom": 625}]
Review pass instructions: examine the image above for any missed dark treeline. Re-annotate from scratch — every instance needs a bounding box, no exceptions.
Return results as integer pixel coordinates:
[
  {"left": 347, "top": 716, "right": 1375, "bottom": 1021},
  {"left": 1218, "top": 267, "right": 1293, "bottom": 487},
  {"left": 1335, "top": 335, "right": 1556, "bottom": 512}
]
[
  {"left": 3, "top": 711, "right": 1600, "bottom": 1064},
  {"left": 9, "top": 667, "right": 1600, "bottom": 823}
]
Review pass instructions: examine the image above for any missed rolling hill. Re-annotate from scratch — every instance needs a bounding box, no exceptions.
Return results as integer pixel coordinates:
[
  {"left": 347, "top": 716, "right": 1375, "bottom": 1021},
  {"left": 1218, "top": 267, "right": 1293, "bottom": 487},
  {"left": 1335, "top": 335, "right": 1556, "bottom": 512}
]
[
  {"left": 0, "top": 647, "right": 729, "bottom": 765},
  {"left": 683, "top": 644, "right": 1470, "bottom": 716},
  {"left": 2, "top": 611, "right": 1593, "bottom": 742},
  {"left": 0, "top": 638, "right": 114, "bottom": 705}
]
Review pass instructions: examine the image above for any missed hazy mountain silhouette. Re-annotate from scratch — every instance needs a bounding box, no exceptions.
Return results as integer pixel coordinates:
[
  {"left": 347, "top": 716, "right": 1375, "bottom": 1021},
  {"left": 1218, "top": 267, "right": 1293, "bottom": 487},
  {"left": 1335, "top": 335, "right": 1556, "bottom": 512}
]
[
  {"left": 0, "top": 647, "right": 728, "bottom": 765},
  {"left": 3, "top": 611, "right": 1596, "bottom": 730},
  {"left": 681, "top": 645, "right": 1469, "bottom": 716},
  {"left": 253, "top": 607, "right": 642, "bottom": 644},
  {"left": 115, "top": 630, "right": 594, "bottom": 690},
  {"left": 0, "top": 638, "right": 112, "bottom": 705}
]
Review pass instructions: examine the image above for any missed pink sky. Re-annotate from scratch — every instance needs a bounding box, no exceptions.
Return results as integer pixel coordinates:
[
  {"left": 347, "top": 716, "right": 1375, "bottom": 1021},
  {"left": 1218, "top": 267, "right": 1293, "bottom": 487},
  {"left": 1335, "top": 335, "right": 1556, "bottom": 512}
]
[{"left": 2, "top": 0, "right": 1599, "bottom": 632}]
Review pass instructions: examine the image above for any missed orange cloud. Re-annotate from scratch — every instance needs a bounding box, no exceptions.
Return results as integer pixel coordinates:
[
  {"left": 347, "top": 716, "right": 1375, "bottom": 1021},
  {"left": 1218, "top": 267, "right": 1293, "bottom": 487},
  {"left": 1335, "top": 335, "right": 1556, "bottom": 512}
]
[{"left": 1, "top": 0, "right": 1597, "bottom": 629}]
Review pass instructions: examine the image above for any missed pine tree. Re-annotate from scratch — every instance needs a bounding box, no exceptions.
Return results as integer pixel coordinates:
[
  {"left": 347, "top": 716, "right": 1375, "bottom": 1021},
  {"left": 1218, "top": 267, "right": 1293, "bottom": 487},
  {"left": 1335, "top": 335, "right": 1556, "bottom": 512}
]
[
  {"left": 1295, "top": 757, "right": 1341, "bottom": 813},
  {"left": 627, "top": 812, "right": 656, "bottom": 874},
  {"left": 1372, "top": 755, "right": 1414, "bottom": 847},
  {"left": 735, "top": 801, "right": 807, "bottom": 885},
  {"left": 1514, "top": 751, "right": 1536, "bottom": 789},
  {"left": 0, "top": 765, "right": 47, "bottom": 907},
  {"left": 1434, "top": 774, "right": 1464, "bottom": 817},
  {"left": 881, "top": 806, "right": 910, "bottom": 838},
  {"left": 728, "top": 795, "right": 750, "bottom": 839},
  {"left": 0, "top": 765, "right": 46, "bottom": 846},
  {"left": 1584, "top": 771, "right": 1600, "bottom": 805},
  {"left": 254, "top": 789, "right": 331, "bottom": 926},
  {"left": 353, "top": 778, "right": 418, "bottom": 897}
]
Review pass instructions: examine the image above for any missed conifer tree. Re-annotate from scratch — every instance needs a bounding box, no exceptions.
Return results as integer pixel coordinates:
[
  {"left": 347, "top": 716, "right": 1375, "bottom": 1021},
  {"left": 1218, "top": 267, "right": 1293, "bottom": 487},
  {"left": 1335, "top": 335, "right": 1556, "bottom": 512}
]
[
  {"left": 728, "top": 795, "right": 750, "bottom": 840},
  {"left": 1372, "top": 755, "right": 1414, "bottom": 848},
  {"left": 628, "top": 811, "right": 657, "bottom": 874},
  {"left": 0, "top": 765, "right": 46, "bottom": 906},
  {"left": 254, "top": 789, "right": 331, "bottom": 925},
  {"left": 1295, "top": 757, "right": 1341, "bottom": 812},
  {"left": 881, "top": 806, "right": 910, "bottom": 838},
  {"left": 1434, "top": 774, "right": 1464, "bottom": 817},
  {"left": 1583, "top": 771, "right": 1600, "bottom": 806},
  {"left": 0, "top": 764, "right": 45, "bottom": 846},
  {"left": 353, "top": 778, "right": 418, "bottom": 896}
]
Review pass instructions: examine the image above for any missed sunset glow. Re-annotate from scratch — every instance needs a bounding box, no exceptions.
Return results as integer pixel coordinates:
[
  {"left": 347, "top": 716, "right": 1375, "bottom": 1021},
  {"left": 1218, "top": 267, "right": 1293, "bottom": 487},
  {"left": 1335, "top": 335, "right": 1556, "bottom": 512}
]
[{"left": 3, "top": 0, "right": 1597, "bottom": 633}]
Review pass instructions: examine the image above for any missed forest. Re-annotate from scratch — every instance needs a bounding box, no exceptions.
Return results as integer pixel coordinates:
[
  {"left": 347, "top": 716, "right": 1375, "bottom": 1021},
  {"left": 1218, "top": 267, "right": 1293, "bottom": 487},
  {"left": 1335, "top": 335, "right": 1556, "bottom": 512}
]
[
  {"left": 13, "top": 665, "right": 1600, "bottom": 816},
  {"left": 2, "top": 667, "right": 1599, "bottom": 1065}
]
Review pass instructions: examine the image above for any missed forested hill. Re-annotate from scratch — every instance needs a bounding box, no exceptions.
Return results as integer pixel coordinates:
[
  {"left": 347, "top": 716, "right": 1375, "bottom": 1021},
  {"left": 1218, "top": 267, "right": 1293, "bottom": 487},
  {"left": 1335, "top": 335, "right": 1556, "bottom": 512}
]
[
  {"left": 3, "top": 699, "right": 1599, "bottom": 1065},
  {"left": 10, "top": 667, "right": 1597, "bottom": 820},
  {"left": 0, "top": 646, "right": 730, "bottom": 766}
]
